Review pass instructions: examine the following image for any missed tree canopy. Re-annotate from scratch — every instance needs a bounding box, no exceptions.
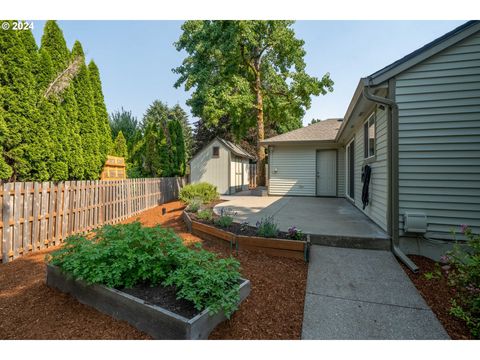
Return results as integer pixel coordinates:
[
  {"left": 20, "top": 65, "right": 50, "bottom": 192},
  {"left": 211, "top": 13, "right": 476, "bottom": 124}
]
[{"left": 174, "top": 20, "right": 334, "bottom": 184}]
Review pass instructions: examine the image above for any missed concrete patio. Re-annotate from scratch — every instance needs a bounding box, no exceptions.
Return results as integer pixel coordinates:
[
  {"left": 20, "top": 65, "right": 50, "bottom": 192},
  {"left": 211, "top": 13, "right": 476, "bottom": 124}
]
[{"left": 214, "top": 195, "right": 390, "bottom": 250}]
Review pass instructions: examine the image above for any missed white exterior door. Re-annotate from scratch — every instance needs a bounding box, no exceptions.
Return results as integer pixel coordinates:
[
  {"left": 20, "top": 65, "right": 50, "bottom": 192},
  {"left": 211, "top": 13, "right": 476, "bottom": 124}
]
[{"left": 316, "top": 150, "right": 337, "bottom": 196}]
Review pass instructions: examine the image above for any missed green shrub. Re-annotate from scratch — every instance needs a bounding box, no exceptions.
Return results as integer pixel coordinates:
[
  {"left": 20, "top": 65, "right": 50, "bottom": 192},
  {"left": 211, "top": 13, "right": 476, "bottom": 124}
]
[
  {"left": 186, "top": 197, "right": 202, "bottom": 213},
  {"left": 256, "top": 216, "right": 279, "bottom": 238},
  {"left": 48, "top": 222, "right": 241, "bottom": 317},
  {"left": 180, "top": 182, "right": 219, "bottom": 204},
  {"left": 197, "top": 209, "right": 214, "bottom": 222},
  {"left": 215, "top": 208, "right": 236, "bottom": 228},
  {"left": 445, "top": 225, "right": 480, "bottom": 338}
]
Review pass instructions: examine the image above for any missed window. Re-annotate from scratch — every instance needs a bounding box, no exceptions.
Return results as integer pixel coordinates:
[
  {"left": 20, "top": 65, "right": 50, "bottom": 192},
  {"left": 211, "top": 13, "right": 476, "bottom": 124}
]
[
  {"left": 212, "top": 146, "right": 220, "bottom": 157},
  {"left": 364, "top": 113, "right": 376, "bottom": 159}
]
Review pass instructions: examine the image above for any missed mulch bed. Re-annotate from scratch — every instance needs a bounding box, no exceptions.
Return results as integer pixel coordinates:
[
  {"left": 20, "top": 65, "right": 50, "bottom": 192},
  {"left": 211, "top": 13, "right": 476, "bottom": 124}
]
[
  {"left": 399, "top": 255, "right": 473, "bottom": 340},
  {"left": 0, "top": 201, "right": 307, "bottom": 340}
]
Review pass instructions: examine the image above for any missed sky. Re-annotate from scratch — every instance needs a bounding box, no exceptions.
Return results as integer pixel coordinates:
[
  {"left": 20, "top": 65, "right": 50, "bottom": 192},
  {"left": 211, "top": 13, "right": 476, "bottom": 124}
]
[{"left": 32, "top": 20, "right": 465, "bottom": 126}]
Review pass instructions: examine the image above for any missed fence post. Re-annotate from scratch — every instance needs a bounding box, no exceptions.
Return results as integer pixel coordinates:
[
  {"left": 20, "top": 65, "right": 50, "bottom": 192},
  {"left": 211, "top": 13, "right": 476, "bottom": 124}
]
[{"left": 2, "top": 183, "right": 12, "bottom": 262}]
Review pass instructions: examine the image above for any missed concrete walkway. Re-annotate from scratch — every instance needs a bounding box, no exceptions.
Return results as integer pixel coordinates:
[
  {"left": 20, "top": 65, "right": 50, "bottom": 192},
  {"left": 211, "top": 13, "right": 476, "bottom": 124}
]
[{"left": 302, "top": 246, "right": 449, "bottom": 339}]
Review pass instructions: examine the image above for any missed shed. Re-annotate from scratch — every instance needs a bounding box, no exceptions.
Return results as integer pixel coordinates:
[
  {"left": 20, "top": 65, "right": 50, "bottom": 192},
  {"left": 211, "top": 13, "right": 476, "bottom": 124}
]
[{"left": 189, "top": 137, "right": 255, "bottom": 195}]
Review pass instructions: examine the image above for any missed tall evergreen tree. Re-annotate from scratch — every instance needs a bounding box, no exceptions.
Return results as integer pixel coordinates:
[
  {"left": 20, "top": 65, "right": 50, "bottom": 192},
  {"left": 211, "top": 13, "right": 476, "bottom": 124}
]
[
  {"left": 88, "top": 60, "right": 112, "bottom": 168},
  {"left": 111, "top": 131, "right": 128, "bottom": 159},
  {"left": 0, "top": 22, "right": 51, "bottom": 181},
  {"left": 168, "top": 119, "right": 186, "bottom": 176},
  {"left": 71, "top": 41, "right": 100, "bottom": 179},
  {"left": 40, "top": 20, "right": 84, "bottom": 179},
  {"left": 170, "top": 104, "right": 192, "bottom": 161},
  {"left": 109, "top": 108, "right": 140, "bottom": 152}
]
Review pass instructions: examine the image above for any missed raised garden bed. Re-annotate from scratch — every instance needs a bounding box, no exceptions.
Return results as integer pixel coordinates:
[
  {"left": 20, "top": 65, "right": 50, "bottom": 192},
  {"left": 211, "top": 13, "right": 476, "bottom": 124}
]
[
  {"left": 184, "top": 211, "right": 310, "bottom": 261},
  {"left": 46, "top": 264, "right": 251, "bottom": 339}
]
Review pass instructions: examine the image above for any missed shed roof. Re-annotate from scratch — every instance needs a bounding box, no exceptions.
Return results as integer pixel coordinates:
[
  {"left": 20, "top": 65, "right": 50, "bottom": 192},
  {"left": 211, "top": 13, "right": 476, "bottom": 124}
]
[
  {"left": 261, "top": 119, "right": 342, "bottom": 145},
  {"left": 217, "top": 137, "right": 256, "bottom": 159}
]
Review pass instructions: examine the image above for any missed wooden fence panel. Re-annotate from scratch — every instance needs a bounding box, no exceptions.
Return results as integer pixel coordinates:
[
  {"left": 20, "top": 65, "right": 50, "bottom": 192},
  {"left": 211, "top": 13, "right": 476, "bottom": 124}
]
[{"left": 0, "top": 177, "right": 185, "bottom": 262}]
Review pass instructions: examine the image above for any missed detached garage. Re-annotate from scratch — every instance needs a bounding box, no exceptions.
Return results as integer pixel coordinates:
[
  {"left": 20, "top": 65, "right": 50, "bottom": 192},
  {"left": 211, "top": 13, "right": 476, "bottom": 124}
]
[
  {"left": 262, "top": 119, "right": 343, "bottom": 197},
  {"left": 189, "top": 137, "right": 255, "bottom": 195}
]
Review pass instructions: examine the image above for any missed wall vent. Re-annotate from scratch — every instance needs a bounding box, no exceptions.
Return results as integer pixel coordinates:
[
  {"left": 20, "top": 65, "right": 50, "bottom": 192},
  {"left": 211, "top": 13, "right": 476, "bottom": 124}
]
[{"left": 404, "top": 212, "right": 427, "bottom": 234}]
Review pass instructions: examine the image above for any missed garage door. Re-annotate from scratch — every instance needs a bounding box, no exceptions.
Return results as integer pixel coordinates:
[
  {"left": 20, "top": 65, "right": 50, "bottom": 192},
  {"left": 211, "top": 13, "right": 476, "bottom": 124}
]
[{"left": 316, "top": 150, "right": 337, "bottom": 196}]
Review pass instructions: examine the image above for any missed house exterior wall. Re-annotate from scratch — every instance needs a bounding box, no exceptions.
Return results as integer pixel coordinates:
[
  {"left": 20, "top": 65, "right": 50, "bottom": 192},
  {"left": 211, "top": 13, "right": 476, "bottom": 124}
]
[
  {"left": 395, "top": 30, "right": 480, "bottom": 241},
  {"left": 190, "top": 139, "right": 230, "bottom": 195},
  {"left": 268, "top": 145, "right": 316, "bottom": 196},
  {"left": 337, "top": 147, "right": 346, "bottom": 197},
  {"left": 346, "top": 106, "right": 388, "bottom": 231},
  {"left": 268, "top": 144, "right": 342, "bottom": 197}
]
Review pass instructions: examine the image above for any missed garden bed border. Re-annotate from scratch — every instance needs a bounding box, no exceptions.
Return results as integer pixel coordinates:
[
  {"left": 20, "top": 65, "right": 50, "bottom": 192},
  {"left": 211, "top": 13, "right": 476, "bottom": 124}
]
[
  {"left": 183, "top": 211, "right": 310, "bottom": 262},
  {"left": 46, "top": 264, "right": 251, "bottom": 340}
]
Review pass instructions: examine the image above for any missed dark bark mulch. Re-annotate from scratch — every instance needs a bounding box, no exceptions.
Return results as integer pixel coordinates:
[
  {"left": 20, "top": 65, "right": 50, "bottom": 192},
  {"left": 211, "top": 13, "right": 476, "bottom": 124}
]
[
  {"left": 399, "top": 255, "right": 473, "bottom": 340},
  {"left": 189, "top": 212, "right": 306, "bottom": 241},
  {"left": 0, "top": 201, "right": 308, "bottom": 340},
  {"left": 122, "top": 285, "right": 199, "bottom": 319}
]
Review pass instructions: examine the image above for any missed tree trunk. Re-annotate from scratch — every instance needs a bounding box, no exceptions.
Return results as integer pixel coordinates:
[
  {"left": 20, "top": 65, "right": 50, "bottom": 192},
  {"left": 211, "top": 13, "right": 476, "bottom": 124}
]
[{"left": 255, "top": 70, "right": 266, "bottom": 187}]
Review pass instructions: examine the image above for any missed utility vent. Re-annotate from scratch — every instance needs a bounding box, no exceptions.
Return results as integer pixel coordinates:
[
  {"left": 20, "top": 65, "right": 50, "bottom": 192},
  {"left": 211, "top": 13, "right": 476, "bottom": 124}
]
[{"left": 404, "top": 212, "right": 427, "bottom": 234}]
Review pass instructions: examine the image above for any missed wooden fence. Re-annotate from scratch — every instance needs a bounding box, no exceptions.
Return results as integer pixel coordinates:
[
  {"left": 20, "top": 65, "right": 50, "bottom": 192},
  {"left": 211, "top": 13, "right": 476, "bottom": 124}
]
[{"left": 0, "top": 177, "right": 185, "bottom": 263}]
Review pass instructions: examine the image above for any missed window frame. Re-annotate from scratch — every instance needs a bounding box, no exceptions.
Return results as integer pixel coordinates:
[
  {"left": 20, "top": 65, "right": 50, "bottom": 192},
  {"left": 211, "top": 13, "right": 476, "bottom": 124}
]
[
  {"left": 363, "top": 112, "right": 376, "bottom": 160},
  {"left": 212, "top": 146, "right": 220, "bottom": 158}
]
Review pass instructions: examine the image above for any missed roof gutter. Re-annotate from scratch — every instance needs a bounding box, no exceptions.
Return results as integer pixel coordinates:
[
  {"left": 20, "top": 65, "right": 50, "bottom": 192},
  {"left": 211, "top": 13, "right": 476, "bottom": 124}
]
[{"left": 363, "top": 79, "right": 419, "bottom": 273}]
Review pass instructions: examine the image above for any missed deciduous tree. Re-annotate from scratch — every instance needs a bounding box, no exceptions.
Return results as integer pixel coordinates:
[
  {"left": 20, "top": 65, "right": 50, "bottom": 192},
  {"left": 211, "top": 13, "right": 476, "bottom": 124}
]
[{"left": 174, "top": 20, "right": 333, "bottom": 185}]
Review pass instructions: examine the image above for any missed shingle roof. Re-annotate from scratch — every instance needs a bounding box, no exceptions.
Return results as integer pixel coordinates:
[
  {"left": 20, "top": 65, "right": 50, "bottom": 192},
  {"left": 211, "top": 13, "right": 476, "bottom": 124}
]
[
  {"left": 217, "top": 138, "right": 256, "bottom": 159},
  {"left": 261, "top": 119, "right": 343, "bottom": 144}
]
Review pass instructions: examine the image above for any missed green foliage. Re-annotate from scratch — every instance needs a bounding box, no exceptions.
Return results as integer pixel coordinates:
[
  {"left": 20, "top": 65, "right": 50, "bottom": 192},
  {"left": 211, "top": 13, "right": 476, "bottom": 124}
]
[
  {"left": 215, "top": 208, "right": 236, "bottom": 228},
  {"left": 111, "top": 131, "right": 128, "bottom": 159},
  {"left": 89, "top": 60, "right": 112, "bottom": 166},
  {"left": 171, "top": 104, "right": 193, "bottom": 161},
  {"left": 445, "top": 226, "right": 480, "bottom": 338},
  {"left": 197, "top": 209, "right": 214, "bottom": 222},
  {"left": 72, "top": 41, "right": 101, "bottom": 179},
  {"left": 287, "top": 226, "right": 304, "bottom": 240},
  {"left": 215, "top": 215, "right": 234, "bottom": 228},
  {"left": 0, "top": 20, "right": 111, "bottom": 182},
  {"left": 163, "top": 247, "right": 241, "bottom": 317},
  {"left": 186, "top": 198, "right": 202, "bottom": 213},
  {"left": 256, "top": 216, "right": 279, "bottom": 238},
  {"left": 424, "top": 263, "right": 442, "bottom": 281},
  {"left": 0, "top": 22, "right": 53, "bottom": 181},
  {"left": 109, "top": 108, "right": 140, "bottom": 152},
  {"left": 174, "top": 21, "right": 334, "bottom": 184},
  {"left": 49, "top": 222, "right": 241, "bottom": 317},
  {"left": 179, "top": 182, "right": 219, "bottom": 204}
]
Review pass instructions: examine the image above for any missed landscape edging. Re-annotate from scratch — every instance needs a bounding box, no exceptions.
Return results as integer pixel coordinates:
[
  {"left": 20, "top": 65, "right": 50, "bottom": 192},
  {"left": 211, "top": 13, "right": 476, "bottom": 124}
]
[{"left": 183, "top": 210, "right": 309, "bottom": 261}]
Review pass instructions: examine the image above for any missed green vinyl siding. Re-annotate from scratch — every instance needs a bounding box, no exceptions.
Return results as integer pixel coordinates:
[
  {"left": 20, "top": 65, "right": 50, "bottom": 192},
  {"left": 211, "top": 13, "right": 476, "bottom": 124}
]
[
  {"left": 396, "top": 30, "right": 480, "bottom": 239},
  {"left": 351, "top": 106, "right": 388, "bottom": 231}
]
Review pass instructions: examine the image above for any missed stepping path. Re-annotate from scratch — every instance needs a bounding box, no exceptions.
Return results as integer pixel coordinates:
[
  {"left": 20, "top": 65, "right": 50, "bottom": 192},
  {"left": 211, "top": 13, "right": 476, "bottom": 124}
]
[{"left": 302, "top": 246, "right": 449, "bottom": 339}]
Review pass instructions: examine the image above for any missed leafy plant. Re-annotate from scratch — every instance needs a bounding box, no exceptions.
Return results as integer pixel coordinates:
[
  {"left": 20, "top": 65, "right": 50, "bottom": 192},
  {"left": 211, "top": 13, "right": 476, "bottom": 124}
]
[
  {"left": 287, "top": 226, "right": 303, "bottom": 240},
  {"left": 179, "top": 182, "right": 219, "bottom": 204},
  {"left": 256, "top": 216, "right": 279, "bottom": 238},
  {"left": 48, "top": 222, "right": 241, "bottom": 317},
  {"left": 424, "top": 263, "right": 442, "bottom": 280},
  {"left": 163, "top": 247, "right": 241, "bottom": 317},
  {"left": 215, "top": 208, "right": 236, "bottom": 228},
  {"left": 197, "top": 209, "right": 214, "bottom": 222},
  {"left": 444, "top": 225, "right": 480, "bottom": 338},
  {"left": 186, "top": 197, "right": 202, "bottom": 213}
]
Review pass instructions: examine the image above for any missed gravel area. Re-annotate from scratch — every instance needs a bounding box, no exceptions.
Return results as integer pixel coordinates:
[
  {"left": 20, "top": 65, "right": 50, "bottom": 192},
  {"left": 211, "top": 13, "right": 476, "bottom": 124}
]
[{"left": 0, "top": 201, "right": 307, "bottom": 340}]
